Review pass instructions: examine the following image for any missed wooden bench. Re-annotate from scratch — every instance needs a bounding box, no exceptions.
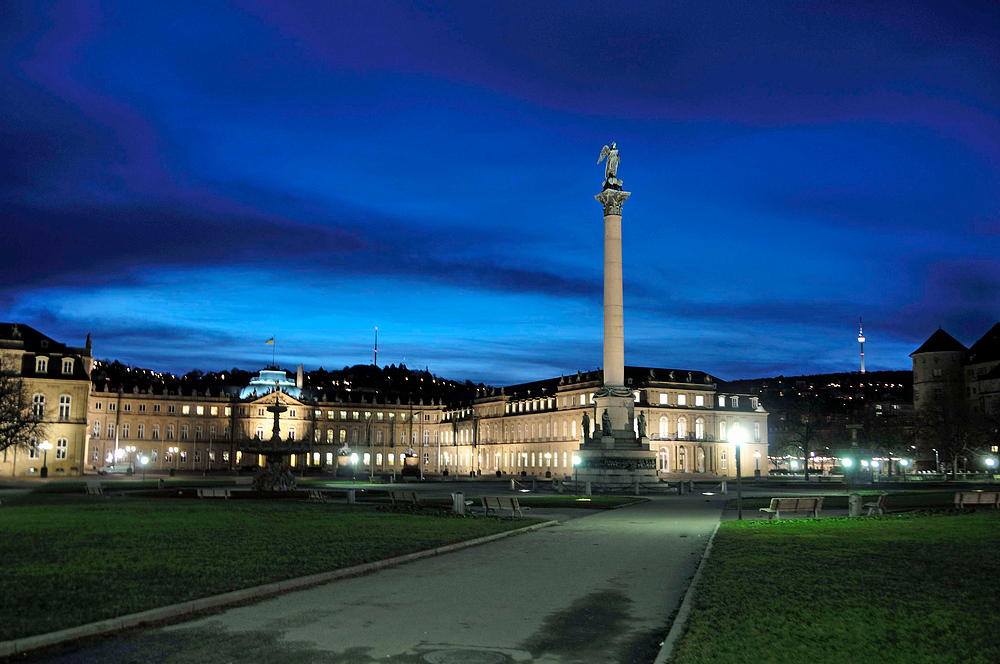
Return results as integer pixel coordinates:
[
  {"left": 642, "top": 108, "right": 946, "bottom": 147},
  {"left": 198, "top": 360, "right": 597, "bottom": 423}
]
[
  {"left": 759, "top": 496, "right": 823, "bottom": 519},
  {"left": 864, "top": 493, "right": 888, "bottom": 516},
  {"left": 388, "top": 490, "right": 421, "bottom": 507},
  {"left": 85, "top": 481, "right": 104, "bottom": 496},
  {"left": 196, "top": 488, "right": 231, "bottom": 499},
  {"left": 307, "top": 489, "right": 329, "bottom": 503},
  {"left": 954, "top": 491, "right": 1000, "bottom": 508},
  {"left": 482, "top": 495, "right": 524, "bottom": 517}
]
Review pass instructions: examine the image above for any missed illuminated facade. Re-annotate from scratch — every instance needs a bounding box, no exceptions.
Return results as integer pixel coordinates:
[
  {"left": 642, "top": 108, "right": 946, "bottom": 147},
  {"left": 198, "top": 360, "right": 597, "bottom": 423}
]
[
  {"left": 0, "top": 324, "right": 93, "bottom": 477},
  {"left": 84, "top": 365, "right": 767, "bottom": 479}
]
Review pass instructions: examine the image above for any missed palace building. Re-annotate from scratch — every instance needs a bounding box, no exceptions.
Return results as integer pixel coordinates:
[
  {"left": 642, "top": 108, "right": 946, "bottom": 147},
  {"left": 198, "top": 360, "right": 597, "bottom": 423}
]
[{"left": 3, "top": 324, "right": 769, "bottom": 478}]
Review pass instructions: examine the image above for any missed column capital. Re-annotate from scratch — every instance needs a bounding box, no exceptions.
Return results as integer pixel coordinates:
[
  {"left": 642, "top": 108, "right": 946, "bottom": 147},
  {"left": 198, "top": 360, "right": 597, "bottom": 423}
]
[{"left": 595, "top": 189, "right": 631, "bottom": 216}]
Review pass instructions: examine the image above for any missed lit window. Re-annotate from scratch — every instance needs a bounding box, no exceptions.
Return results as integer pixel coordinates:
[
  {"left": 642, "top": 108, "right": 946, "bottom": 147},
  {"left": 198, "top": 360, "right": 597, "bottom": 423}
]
[
  {"left": 256, "top": 425, "right": 265, "bottom": 439},
  {"left": 659, "top": 393, "right": 668, "bottom": 405},
  {"left": 633, "top": 391, "right": 640, "bottom": 402},
  {"left": 196, "top": 406, "right": 204, "bottom": 415},
  {"left": 677, "top": 418, "right": 687, "bottom": 438},
  {"left": 695, "top": 395, "right": 704, "bottom": 407},
  {"left": 659, "top": 416, "right": 668, "bottom": 438},
  {"left": 327, "top": 411, "right": 335, "bottom": 420},
  {"left": 340, "top": 411, "right": 347, "bottom": 420},
  {"left": 61, "top": 358, "right": 74, "bottom": 374},
  {"left": 289, "top": 427, "right": 296, "bottom": 441},
  {"left": 695, "top": 418, "right": 705, "bottom": 440},
  {"left": 210, "top": 406, "right": 218, "bottom": 416},
  {"left": 719, "top": 421, "right": 727, "bottom": 441},
  {"left": 182, "top": 405, "right": 190, "bottom": 415},
  {"left": 718, "top": 396, "right": 725, "bottom": 407},
  {"left": 353, "top": 411, "right": 359, "bottom": 420},
  {"left": 93, "top": 420, "right": 101, "bottom": 437},
  {"left": 754, "top": 422, "right": 761, "bottom": 442},
  {"left": 677, "top": 394, "right": 687, "bottom": 406}
]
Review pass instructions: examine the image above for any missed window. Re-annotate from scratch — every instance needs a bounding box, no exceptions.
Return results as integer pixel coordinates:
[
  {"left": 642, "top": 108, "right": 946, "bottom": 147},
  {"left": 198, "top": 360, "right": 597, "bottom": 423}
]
[
  {"left": 677, "top": 417, "right": 687, "bottom": 438},
  {"left": 256, "top": 425, "right": 265, "bottom": 439},
  {"left": 695, "top": 418, "right": 705, "bottom": 440},
  {"left": 108, "top": 402, "right": 116, "bottom": 412},
  {"left": 180, "top": 425, "right": 189, "bottom": 440},
  {"left": 353, "top": 411, "right": 359, "bottom": 420},
  {"left": 695, "top": 395, "right": 704, "bottom": 407},
  {"left": 377, "top": 412, "right": 384, "bottom": 421},
  {"left": 719, "top": 421, "right": 727, "bottom": 442},
  {"left": 62, "top": 358, "right": 74, "bottom": 374},
  {"left": 571, "top": 420, "right": 577, "bottom": 439},
  {"left": 29, "top": 440, "right": 39, "bottom": 458},
  {"left": 633, "top": 391, "right": 640, "bottom": 403},
  {"left": 677, "top": 394, "right": 687, "bottom": 406},
  {"left": 138, "top": 403, "right": 145, "bottom": 413},
  {"left": 340, "top": 411, "right": 347, "bottom": 420},
  {"left": 340, "top": 430, "right": 347, "bottom": 443},
  {"left": 166, "top": 424, "right": 174, "bottom": 440},
  {"left": 423, "top": 431, "right": 430, "bottom": 444},
  {"left": 195, "top": 426, "right": 202, "bottom": 440},
  {"left": 210, "top": 426, "right": 217, "bottom": 439},
  {"left": 352, "top": 429, "right": 359, "bottom": 443},
  {"left": 152, "top": 404, "right": 160, "bottom": 413},
  {"left": 182, "top": 406, "right": 190, "bottom": 415},
  {"left": 659, "top": 416, "right": 668, "bottom": 438},
  {"left": 289, "top": 427, "right": 296, "bottom": 441},
  {"left": 95, "top": 402, "right": 102, "bottom": 410},
  {"left": 224, "top": 407, "right": 231, "bottom": 416},
  {"left": 718, "top": 396, "right": 725, "bottom": 407},
  {"left": 180, "top": 451, "right": 187, "bottom": 463},
  {"left": 327, "top": 410, "right": 335, "bottom": 420},
  {"left": 152, "top": 424, "right": 160, "bottom": 440},
  {"left": 721, "top": 451, "right": 727, "bottom": 470},
  {"left": 195, "top": 449, "right": 202, "bottom": 464},
  {"left": 932, "top": 369, "right": 942, "bottom": 377},
  {"left": 290, "top": 409, "right": 296, "bottom": 417},
  {"left": 195, "top": 406, "right": 204, "bottom": 415},
  {"left": 730, "top": 397, "right": 739, "bottom": 408},
  {"left": 35, "top": 357, "right": 48, "bottom": 373},
  {"left": 751, "top": 398, "right": 759, "bottom": 410},
  {"left": 56, "top": 438, "right": 67, "bottom": 459},
  {"left": 137, "top": 424, "right": 145, "bottom": 439},
  {"left": 258, "top": 408, "right": 265, "bottom": 416},
  {"left": 659, "top": 393, "right": 668, "bottom": 405},
  {"left": 167, "top": 405, "right": 175, "bottom": 414},
  {"left": 93, "top": 421, "right": 101, "bottom": 437},
  {"left": 123, "top": 403, "right": 131, "bottom": 412},
  {"left": 92, "top": 446, "right": 100, "bottom": 462},
  {"left": 224, "top": 425, "right": 230, "bottom": 439},
  {"left": 32, "top": 394, "right": 45, "bottom": 417},
  {"left": 107, "top": 423, "right": 115, "bottom": 438},
  {"left": 210, "top": 406, "right": 218, "bottom": 416},
  {"left": 122, "top": 423, "right": 130, "bottom": 439},
  {"left": 754, "top": 422, "right": 761, "bottom": 442},
  {"left": 327, "top": 429, "right": 334, "bottom": 443}
]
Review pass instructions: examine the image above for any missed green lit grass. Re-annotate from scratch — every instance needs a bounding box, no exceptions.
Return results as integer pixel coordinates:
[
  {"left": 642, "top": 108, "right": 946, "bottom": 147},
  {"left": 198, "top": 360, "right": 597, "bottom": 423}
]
[
  {"left": 670, "top": 512, "right": 1000, "bottom": 664},
  {"left": 0, "top": 495, "right": 539, "bottom": 642}
]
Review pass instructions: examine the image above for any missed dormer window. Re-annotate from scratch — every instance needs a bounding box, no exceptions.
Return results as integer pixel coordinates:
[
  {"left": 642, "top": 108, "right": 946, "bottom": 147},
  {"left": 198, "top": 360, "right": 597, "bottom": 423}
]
[
  {"left": 35, "top": 357, "right": 48, "bottom": 373},
  {"left": 62, "top": 358, "right": 74, "bottom": 375}
]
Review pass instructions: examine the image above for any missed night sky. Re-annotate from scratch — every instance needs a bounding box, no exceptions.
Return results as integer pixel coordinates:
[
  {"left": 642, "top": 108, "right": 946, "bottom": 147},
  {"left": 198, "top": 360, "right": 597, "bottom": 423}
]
[{"left": 3, "top": 1, "right": 998, "bottom": 384}]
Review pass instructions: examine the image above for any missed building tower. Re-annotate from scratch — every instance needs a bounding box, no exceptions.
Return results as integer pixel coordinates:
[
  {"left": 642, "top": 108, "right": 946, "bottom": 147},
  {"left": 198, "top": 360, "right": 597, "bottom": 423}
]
[{"left": 858, "top": 316, "right": 865, "bottom": 374}]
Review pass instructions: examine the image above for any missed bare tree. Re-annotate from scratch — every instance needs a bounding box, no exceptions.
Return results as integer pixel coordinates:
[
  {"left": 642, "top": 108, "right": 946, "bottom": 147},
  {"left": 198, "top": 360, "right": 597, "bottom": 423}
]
[
  {"left": 915, "top": 394, "right": 993, "bottom": 479},
  {"left": 772, "top": 399, "right": 829, "bottom": 480},
  {"left": 0, "top": 357, "right": 48, "bottom": 461}
]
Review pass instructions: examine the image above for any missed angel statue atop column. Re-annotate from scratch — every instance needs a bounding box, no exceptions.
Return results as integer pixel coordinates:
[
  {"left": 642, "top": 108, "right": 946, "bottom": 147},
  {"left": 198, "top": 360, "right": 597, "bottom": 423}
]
[{"left": 598, "top": 142, "right": 622, "bottom": 189}]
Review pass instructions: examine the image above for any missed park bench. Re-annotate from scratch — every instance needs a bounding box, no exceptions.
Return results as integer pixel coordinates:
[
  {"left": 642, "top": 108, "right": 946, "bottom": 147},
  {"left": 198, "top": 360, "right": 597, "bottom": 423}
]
[
  {"left": 759, "top": 496, "right": 823, "bottom": 520},
  {"left": 388, "top": 490, "right": 421, "bottom": 507},
  {"left": 196, "top": 488, "right": 231, "bottom": 499},
  {"left": 85, "top": 481, "right": 104, "bottom": 496},
  {"left": 482, "top": 495, "right": 524, "bottom": 517},
  {"left": 954, "top": 491, "right": 1000, "bottom": 508},
  {"left": 307, "top": 489, "right": 330, "bottom": 503},
  {"left": 864, "top": 493, "right": 888, "bottom": 516}
]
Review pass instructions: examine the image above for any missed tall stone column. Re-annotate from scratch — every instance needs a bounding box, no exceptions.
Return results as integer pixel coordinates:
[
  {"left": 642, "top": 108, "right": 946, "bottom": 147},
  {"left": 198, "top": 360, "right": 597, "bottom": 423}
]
[
  {"left": 593, "top": 187, "right": 636, "bottom": 443},
  {"left": 595, "top": 189, "right": 630, "bottom": 389}
]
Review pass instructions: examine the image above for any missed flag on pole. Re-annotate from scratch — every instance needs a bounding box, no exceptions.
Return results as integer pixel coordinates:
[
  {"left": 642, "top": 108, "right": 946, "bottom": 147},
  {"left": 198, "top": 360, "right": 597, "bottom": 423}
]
[{"left": 265, "top": 337, "right": 274, "bottom": 345}]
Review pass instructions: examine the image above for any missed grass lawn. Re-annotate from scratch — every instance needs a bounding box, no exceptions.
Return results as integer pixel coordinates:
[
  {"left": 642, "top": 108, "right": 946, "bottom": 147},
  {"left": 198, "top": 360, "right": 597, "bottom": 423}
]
[
  {"left": 0, "top": 494, "right": 540, "bottom": 642},
  {"left": 670, "top": 511, "right": 1000, "bottom": 664}
]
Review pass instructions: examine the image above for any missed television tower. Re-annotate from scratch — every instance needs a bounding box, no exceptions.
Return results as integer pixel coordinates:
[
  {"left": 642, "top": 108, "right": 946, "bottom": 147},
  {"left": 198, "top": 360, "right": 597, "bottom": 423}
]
[{"left": 857, "top": 316, "right": 865, "bottom": 374}]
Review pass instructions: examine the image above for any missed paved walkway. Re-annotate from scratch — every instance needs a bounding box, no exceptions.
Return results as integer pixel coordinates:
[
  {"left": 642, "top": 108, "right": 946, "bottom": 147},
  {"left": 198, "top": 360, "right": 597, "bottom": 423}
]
[{"left": 31, "top": 493, "right": 727, "bottom": 664}]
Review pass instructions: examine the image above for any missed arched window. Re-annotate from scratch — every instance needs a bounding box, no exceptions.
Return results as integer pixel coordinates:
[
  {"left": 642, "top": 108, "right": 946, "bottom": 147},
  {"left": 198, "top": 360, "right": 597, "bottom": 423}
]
[
  {"left": 531, "top": 423, "right": 536, "bottom": 440},
  {"left": 423, "top": 430, "right": 430, "bottom": 444},
  {"left": 256, "top": 425, "right": 265, "bottom": 439},
  {"left": 658, "top": 446, "right": 670, "bottom": 471},
  {"left": 677, "top": 417, "right": 687, "bottom": 439},
  {"left": 58, "top": 395, "right": 71, "bottom": 421},
  {"left": 754, "top": 422, "right": 761, "bottom": 442},
  {"left": 546, "top": 422, "right": 551, "bottom": 438},
  {"left": 659, "top": 416, "right": 668, "bottom": 439},
  {"left": 719, "top": 421, "right": 727, "bottom": 442},
  {"left": 562, "top": 421, "right": 568, "bottom": 438},
  {"left": 93, "top": 420, "right": 101, "bottom": 438},
  {"left": 32, "top": 394, "right": 45, "bottom": 417},
  {"left": 695, "top": 418, "right": 705, "bottom": 440},
  {"left": 571, "top": 420, "right": 577, "bottom": 439},
  {"left": 289, "top": 427, "right": 296, "bottom": 441}
]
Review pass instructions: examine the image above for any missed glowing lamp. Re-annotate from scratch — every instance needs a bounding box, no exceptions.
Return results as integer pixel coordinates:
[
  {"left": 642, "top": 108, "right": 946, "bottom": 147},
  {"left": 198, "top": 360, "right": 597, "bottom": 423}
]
[
  {"left": 842, "top": 458, "right": 853, "bottom": 467},
  {"left": 350, "top": 453, "right": 358, "bottom": 464},
  {"left": 899, "top": 459, "right": 909, "bottom": 467},
  {"left": 986, "top": 458, "right": 997, "bottom": 468},
  {"left": 572, "top": 455, "right": 581, "bottom": 467}
]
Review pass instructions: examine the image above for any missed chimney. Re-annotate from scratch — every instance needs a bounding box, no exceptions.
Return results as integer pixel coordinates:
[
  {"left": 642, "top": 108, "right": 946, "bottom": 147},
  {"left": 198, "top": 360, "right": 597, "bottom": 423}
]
[{"left": 296, "top": 364, "right": 304, "bottom": 389}]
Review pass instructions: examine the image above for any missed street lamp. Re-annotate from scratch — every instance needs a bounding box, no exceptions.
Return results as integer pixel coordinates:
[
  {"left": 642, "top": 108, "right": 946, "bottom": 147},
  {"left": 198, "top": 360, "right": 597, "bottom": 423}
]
[
  {"left": 932, "top": 448, "right": 940, "bottom": 473},
  {"left": 729, "top": 424, "right": 747, "bottom": 520},
  {"left": 985, "top": 458, "right": 997, "bottom": 469},
  {"left": 573, "top": 454, "right": 581, "bottom": 488},
  {"left": 140, "top": 455, "right": 149, "bottom": 481},
  {"left": 39, "top": 440, "right": 53, "bottom": 478},
  {"left": 168, "top": 446, "right": 179, "bottom": 476}
]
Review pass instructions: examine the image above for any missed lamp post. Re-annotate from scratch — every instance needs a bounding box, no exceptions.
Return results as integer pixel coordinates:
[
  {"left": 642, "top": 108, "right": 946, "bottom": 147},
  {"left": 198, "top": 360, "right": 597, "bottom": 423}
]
[
  {"left": 168, "top": 446, "right": 178, "bottom": 476},
  {"left": 729, "top": 425, "right": 746, "bottom": 520},
  {"left": 573, "top": 454, "right": 581, "bottom": 489},
  {"left": 986, "top": 458, "right": 997, "bottom": 471},
  {"left": 932, "top": 448, "right": 940, "bottom": 473},
  {"left": 126, "top": 445, "right": 136, "bottom": 473},
  {"left": 39, "top": 440, "right": 52, "bottom": 478},
  {"left": 140, "top": 455, "right": 149, "bottom": 481}
]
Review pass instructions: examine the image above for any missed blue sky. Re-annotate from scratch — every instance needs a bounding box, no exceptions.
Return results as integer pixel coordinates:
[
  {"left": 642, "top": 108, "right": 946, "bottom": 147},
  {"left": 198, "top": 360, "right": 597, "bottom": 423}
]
[{"left": 3, "top": 1, "right": 998, "bottom": 384}]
